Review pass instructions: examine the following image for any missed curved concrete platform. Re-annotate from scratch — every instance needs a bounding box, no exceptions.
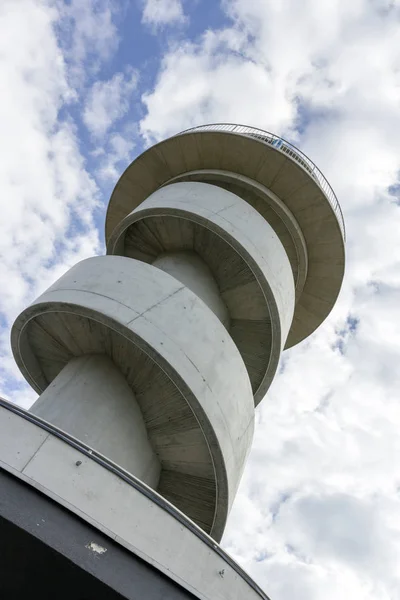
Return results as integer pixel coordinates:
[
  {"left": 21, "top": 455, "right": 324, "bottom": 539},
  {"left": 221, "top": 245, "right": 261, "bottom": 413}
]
[
  {"left": 107, "top": 181, "right": 295, "bottom": 403},
  {"left": 106, "top": 128, "right": 345, "bottom": 347},
  {"left": 153, "top": 250, "right": 230, "bottom": 328},
  {"left": 11, "top": 255, "right": 254, "bottom": 540},
  {"left": 166, "top": 170, "right": 308, "bottom": 303},
  {"left": 0, "top": 398, "right": 271, "bottom": 600}
]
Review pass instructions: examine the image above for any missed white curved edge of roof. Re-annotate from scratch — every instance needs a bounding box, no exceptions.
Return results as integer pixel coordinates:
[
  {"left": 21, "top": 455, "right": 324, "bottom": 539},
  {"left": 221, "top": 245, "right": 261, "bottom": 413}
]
[
  {"left": 105, "top": 123, "right": 345, "bottom": 244},
  {"left": 0, "top": 397, "right": 271, "bottom": 600}
]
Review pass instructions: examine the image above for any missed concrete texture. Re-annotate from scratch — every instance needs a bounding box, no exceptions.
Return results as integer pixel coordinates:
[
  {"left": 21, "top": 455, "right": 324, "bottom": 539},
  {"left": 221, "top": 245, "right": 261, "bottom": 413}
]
[
  {"left": 1, "top": 469, "right": 197, "bottom": 600},
  {"left": 105, "top": 129, "right": 345, "bottom": 347},
  {"left": 31, "top": 354, "right": 160, "bottom": 489},
  {"left": 166, "top": 169, "right": 308, "bottom": 303},
  {"left": 107, "top": 181, "right": 295, "bottom": 404},
  {"left": 0, "top": 401, "right": 270, "bottom": 600},
  {"left": 12, "top": 255, "right": 254, "bottom": 540},
  {"left": 153, "top": 251, "right": 230, "bottom": 328},
  {"left": 8, "top": 122, "right": 345, "bottom": 582}
]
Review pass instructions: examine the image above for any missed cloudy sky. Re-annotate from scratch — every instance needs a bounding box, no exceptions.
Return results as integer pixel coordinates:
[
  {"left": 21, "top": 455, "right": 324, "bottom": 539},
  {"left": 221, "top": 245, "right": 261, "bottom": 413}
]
[{"left": 1, "top": 0, "right": 400, "bottom": 598}]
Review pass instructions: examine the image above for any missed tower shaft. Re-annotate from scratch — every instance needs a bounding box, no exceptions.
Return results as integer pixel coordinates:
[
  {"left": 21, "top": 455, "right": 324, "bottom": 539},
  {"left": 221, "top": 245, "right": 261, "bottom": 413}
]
[{"left": 3, "top": 124, "right": 345, "bottom": 599}]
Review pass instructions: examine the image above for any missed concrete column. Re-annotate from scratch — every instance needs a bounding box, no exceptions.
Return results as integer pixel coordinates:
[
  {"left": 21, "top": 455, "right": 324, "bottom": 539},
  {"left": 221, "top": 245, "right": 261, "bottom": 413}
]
[
  {"left": 30, "top": 354, "right": 160, "bottom": 489},
  {"left": 152, "top": 251, "right": 230, "bottom": 328}
]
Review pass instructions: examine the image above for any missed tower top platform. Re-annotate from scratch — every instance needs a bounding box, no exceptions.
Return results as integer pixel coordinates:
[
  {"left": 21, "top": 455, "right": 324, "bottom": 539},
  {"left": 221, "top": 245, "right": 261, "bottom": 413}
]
[{"left": 105, "top": 123, "right": 345, "bottom": 347}]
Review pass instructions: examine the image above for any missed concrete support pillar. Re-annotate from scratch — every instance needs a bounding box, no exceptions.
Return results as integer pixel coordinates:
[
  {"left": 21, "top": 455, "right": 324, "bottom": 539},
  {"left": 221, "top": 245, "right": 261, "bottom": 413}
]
[
  {"left": 152, "top": 251, "right": 230, "bottom": 328},
  {"left": 30, "top": 354, "right": 161, "bottom": 489}
]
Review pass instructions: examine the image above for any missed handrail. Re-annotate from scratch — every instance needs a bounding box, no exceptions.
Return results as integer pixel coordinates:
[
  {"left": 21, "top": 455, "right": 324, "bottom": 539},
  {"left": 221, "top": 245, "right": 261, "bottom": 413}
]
[
  {"left": 178, "top": 123, "right": 345, "bottom": 240},
  {"left": 0, "top": 396, "right": 271, "bottom": 600}
]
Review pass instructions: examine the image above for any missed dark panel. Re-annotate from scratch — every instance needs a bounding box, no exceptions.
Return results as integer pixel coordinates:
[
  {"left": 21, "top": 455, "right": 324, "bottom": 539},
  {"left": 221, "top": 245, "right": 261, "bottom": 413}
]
[{"left": 0, "top": 468, "right": 197, "bottom": 600}]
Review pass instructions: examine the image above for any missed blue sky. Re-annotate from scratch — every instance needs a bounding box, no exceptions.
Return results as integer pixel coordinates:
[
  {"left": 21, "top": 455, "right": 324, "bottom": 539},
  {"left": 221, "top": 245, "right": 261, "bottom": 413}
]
[{"left": 1, "top": 1, "right": 400, "bottom": 598}]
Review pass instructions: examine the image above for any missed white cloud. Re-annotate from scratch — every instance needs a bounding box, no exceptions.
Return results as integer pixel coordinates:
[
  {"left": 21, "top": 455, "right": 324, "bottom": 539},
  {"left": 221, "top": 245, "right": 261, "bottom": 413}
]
[
  {"left": 243, "top": 491, "right": 400, "bottom": 598},
  {"left": 96, "top": 128, "right": 138, "bottom": 181},
  {"left": 140, "top": 31, "right": 296, "bottom": 143},
  {"left": 0, "top": 0, "right": 103, "bottom": 404},
  {"left": 83, "top": 69, "right": 138, "bottom": 139},
  {"left": 140, "top": 0, "right": 400, "bottom": 597},
  {"left": 142, "top": 0, "right": 186, "bottom": 28},
  {"left": 280, "top": 493, "right": 392, "bottom": 566},
  {"left": 56, "top": 0, "right": 121, "bottom": 85}
]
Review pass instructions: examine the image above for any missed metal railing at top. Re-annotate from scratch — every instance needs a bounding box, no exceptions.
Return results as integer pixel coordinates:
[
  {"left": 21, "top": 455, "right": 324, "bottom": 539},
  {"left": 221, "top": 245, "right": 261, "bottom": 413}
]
[{"left": 178, "top": 123, "right": 345, "bottom": 240}]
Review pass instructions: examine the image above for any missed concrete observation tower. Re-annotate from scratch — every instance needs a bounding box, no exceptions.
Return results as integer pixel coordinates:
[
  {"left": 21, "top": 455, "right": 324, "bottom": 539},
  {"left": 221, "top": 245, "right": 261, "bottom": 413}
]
[{"left": 0, "top": 124, "right": 345, "bottom": 599}]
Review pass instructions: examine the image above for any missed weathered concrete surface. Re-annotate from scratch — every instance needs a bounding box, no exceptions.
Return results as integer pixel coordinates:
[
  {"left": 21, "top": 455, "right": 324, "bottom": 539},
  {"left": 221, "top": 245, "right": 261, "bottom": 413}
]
[
  {"left": 105, "top": 129, "right": 345, "bottom": 347},
  {"left": 165, "top": 169, "right": 308, "bottom": 303},
  {"left": 153, "top": 251, "right": 230, "bottom": 328},
  {"left": 31, "top": 354, "right": 161, "bottom": 489},
  {"left": 12, "top": 255, "right": 254, "bottom": 540},
  {"left": 0, "top": 403, "right": 269, "bottom": 600},
  {"left": 108, "top": 181, "right": 295, "bottom": 404}
]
